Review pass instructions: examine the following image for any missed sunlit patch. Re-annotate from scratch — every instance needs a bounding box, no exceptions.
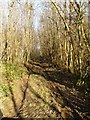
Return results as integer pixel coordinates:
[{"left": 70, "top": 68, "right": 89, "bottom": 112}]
[{"left": 36, "top": 44, "right": 41, "bottom": 50}]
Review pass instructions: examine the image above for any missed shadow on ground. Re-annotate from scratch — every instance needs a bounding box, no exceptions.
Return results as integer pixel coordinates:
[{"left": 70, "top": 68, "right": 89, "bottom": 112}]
[{"left": 1, "top": 64, "right": 90, "bottom": 120}]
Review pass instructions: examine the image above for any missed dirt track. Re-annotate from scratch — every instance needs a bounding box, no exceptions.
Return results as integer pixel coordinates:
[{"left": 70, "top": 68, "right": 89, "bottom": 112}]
[{"left": 0, "top": 64, "right": 90, "bottom": 119}]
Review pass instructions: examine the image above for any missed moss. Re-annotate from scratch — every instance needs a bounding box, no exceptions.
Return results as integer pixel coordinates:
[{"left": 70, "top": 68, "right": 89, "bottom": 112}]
[
  {"left": 0, "top": 83, "right": 15, "bottom": 97},
  {"left": 2, "top": 63, "right": 26, "bottom": 80}
]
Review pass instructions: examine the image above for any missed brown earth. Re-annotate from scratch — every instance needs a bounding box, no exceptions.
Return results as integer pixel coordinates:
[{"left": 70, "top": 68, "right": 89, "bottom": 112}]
[{"left": 0, "top": 64, "right": 90, "bottom": 120}]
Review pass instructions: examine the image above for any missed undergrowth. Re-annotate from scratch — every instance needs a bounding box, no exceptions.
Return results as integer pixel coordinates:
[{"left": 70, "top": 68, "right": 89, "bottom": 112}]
[
  {"left": 2, "top": 63, "right": 26, "bottom": 80},
  {"left": 0, "top": 63, "right": 26, "bottom": 96}
]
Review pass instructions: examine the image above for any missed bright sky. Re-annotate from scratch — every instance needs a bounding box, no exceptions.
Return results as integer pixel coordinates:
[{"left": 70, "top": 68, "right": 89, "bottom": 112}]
[
  {"left": 0, "top": 0, "right": 89, "bottom": 31},
  {"left": 0, "top": 0, "right": 44, "bottom": 30}
]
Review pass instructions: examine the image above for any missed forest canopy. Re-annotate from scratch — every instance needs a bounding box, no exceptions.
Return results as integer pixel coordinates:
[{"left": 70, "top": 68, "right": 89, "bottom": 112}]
[{"left": 0, "top": 0, "right": 90, "bottom": 90}]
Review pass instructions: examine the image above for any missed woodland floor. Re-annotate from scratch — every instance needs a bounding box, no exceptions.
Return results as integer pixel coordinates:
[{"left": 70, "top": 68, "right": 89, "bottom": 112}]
[{"left": 0, "top": 63, "right": 90, "bottom": 120}]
